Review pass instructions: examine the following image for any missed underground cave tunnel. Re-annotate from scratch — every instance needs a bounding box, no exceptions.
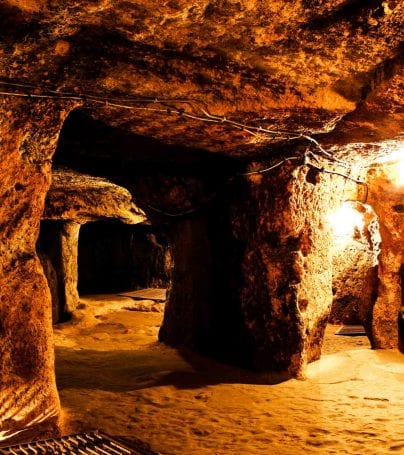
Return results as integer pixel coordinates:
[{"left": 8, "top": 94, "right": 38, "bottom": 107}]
[
  {"left": 37, "top": 218, "right": 172, "bottom": 322},
  {"left": 42, "top": 107, "right": 402, "bottom": 359},
  {"left": 77, "top": 220, "right": 171, "bottom": 296},
  {"left": 326, "top": 200, "right": 380, "bottom": 348},
  {"left": 2, "top": 104, "right": 404, "bottom": 454},
  {"left": 37, "top": 108, "right": 174, "bottom": 323},
  {"left": 0, "top": 1, "right": 403, "bottom": 452}
]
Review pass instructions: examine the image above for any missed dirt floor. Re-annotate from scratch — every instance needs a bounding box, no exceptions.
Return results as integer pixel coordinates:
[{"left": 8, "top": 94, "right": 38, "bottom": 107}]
[{"left": 53, "top": 295, "right": 404, "bottom": 455}]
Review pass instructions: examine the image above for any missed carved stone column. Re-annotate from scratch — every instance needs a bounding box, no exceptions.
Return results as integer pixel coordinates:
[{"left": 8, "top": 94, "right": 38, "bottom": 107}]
[
  {"left": 160, "top": 161, "right": 348, "bottom": 377},
  {"left": 367, "top": 167, "right": 403, "bottom": 349},
  {"left": 0, "top": 98, "right": 77, "bottom": 444},
  {"left": 38, "top": 221, "right": 81, "bottom": 321}
]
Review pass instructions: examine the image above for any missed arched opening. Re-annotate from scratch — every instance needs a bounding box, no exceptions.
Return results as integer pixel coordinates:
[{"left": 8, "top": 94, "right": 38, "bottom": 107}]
[
  {"left": 323, "top": 201, "right": 380, "bottom": 354},
  {"left": 37, "top": 108, "right": 178, "bottom": 322}
]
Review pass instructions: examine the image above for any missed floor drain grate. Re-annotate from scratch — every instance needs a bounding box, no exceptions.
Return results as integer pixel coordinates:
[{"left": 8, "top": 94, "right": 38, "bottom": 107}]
[
  {"left": 0, "top": 431, "right": 159, "bottom": 454},
  {"left": 335, "top": 325, "right": 367, "bottom": 336}
]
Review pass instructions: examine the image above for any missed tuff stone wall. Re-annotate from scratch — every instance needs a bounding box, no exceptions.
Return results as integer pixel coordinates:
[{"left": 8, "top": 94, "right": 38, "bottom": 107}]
[
  {"left": 43, "top": 169, "right": 145, "bottom": 225},
  {"left": 367, "top": 166, "right": 403, "bottom": 349},
  {"left": 0, "top": 98, "right": 76, "bottom": 443},
  {"left": 37, "top": 221, "right": 80, "bottom": 322},
  {"left": 330, "top": 203, "right": 380, "bottom": 326},
  {"left": 0, "top": 0, "right": 402, "bottom": 151},
  {"left": 160, "top": 161, "right": 352, "bottom": 376}
]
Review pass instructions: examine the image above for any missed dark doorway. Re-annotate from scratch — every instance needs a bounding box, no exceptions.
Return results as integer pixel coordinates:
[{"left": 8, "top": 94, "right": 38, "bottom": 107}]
[{"left": 78, "top": 220, "right": 171, "bottom": 295}]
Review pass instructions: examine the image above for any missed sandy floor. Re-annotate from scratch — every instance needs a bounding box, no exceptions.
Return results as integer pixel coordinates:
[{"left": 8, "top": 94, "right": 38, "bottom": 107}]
[{"left": 53, "top": 295, "right": 404, "bottom": 455}]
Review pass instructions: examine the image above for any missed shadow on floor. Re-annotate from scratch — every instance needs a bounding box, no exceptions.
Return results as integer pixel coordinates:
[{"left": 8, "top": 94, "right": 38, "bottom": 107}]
[{"left": 55, "top": 344, "right": 291, "bottom": 394}]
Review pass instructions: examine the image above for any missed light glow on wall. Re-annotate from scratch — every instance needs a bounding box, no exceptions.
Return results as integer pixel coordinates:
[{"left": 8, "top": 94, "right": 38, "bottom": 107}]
[
  {"left": 328, "top": 203, "right": 364, "bottom": 243},
  {"left": 396, "top": 159, "right": 404, "bottom": 186},
  {"left": 373, "top": 145, "right": 404, "bottom": 186},
  {"left": 386, "top": 152, "right": 404, "bottom": 186}
]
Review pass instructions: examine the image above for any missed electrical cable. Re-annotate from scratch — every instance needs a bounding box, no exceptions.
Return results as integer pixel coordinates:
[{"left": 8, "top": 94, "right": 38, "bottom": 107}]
[
  {"left": 306, "top": 160, "right": 366, "bottom": 185},
  {"left": 135, "top": 155, "right": 366, "bottom": 218},
  {"left": 239, "top": 156, "right": 301, "bottom": 176},
  {"left": 306, "top": 159, "right": 368, "bottom": 203},
  {"left": 0, "top": 79, "right": 367, "bottom": 215},
  {"left": 0, "top": 79, "right": 350, "bottom": 166}
]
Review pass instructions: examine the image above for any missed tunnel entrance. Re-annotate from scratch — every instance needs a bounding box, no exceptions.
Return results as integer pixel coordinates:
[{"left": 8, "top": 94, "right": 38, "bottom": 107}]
[
  {"left": 37, "top": 218, "right": 171, "bottom": 323},
  {"left": 323, "top": 201, "right": 380, "bottom": 353},
  {"left": 39, "top": 108, "right": 176, "bottom": 324},
  {"left": 78, "top": 219, "right": 171, "bottom": 296}
]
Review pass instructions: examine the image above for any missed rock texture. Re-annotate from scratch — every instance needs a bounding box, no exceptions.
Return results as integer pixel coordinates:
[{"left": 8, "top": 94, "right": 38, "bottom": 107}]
[
  {"left": 367, "top": 165, "right": 403, "bottom": 348},
  {"left": 0, "top": 0, "right": 402, "bottom": 445},
  {"left": 0, "top": 1, "right": 402, "bottom": 153},
  {"left": 37, "top": 221, "right": 81, "bottom": 321},
  {"left": 330, "top": 202, "right": 380, "bottom": 326},
  {"left": 43, "top": 168, "right": 146, "bottom": 224},
  {"left": 0, "top": 98, "right": 76, "bottom": 443},
  {"left": 160, "top": 160, "right": 357, "bottom": 376}
]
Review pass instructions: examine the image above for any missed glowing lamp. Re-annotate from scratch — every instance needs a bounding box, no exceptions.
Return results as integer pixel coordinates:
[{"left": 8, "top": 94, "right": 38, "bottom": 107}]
[{"left": 328, "top": 203, "right": 364, "bottom": 241}]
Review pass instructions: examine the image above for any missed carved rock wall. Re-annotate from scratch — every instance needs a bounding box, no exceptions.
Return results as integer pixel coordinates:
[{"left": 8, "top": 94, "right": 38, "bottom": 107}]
[
  {"left": 330, "top": 203, "right": 380, "bottom": 325},
  {"left": 0, "top": 98, "right": 75, "bottom": 443},
  {"left": 37, "top": 221, "right": 80, "bottom": 321},
  {"left": 367, "top": 166, "right": 403, "bottom": 348},
  {"left": 43, "top": 169, "right": 146, "bottom": 224},
  {"left": 160, "top": 161, "right": 352, "bottom": 376}
]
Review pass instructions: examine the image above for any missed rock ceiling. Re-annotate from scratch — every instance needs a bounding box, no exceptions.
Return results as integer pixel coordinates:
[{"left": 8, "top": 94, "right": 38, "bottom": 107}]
[
  {"left": 43, "top": 168, "right": 146, "bottom": 223},
  {"left": 0, "top": 0, "right": 402, "bottom": 158}
]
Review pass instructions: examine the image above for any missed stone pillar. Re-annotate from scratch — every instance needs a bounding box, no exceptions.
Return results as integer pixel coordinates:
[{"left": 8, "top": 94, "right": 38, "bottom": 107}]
[
  {"left": 0, "top": 98, "right": 77, "bottom": 444},
  {"left": 38, "top": 221, "right": 81, "bottom": 321},
  {"left": 159, "top": 216, "right": 214, "bottom": 350},
  {"left": 367, "top": 167, "right": 403, "bottom": 349},
  {"left": 160, "top": 161, "right": 348, "bottom": 377},
  {"left": 60, "top": 222, "right": 80, "bottom": 314},
  {"left": 370, "top": 223, "right": 402, "bottom": 348}
]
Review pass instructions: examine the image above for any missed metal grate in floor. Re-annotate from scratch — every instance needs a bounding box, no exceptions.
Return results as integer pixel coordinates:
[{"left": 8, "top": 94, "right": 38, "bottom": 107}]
[
  {"left": 335, "top": 325, "right": 367, "bottom": 336},
  {"left": 0, "top": 431, "right": 159, "bottom": 455}
]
